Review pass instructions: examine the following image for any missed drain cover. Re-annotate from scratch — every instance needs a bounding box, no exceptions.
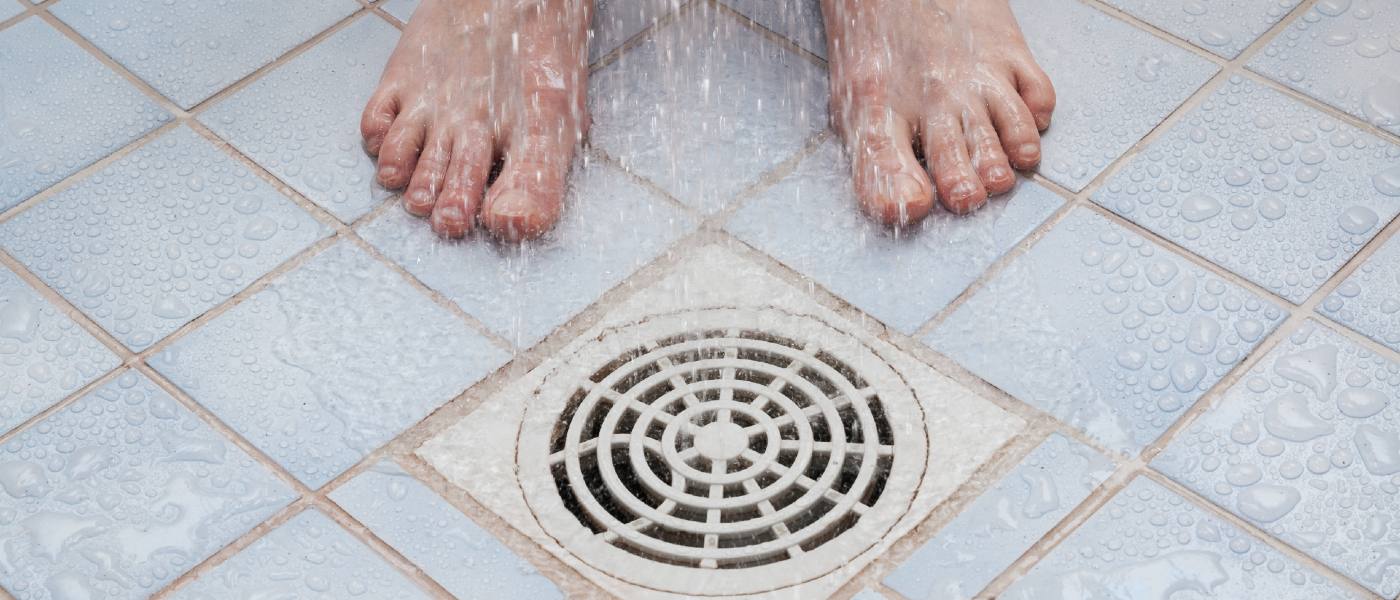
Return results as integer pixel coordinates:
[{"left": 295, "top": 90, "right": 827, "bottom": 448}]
[{"left": 518, "top": 308, "right": 927, "bottom": 595}]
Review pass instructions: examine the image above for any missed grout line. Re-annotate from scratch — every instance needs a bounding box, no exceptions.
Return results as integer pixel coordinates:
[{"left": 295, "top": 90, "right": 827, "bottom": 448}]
[
  {"left": 589, "top": 0, "right": 694, "bottom": 72},
  {"left": 153, "top": 500, "right": 316, "bottom": 599}
]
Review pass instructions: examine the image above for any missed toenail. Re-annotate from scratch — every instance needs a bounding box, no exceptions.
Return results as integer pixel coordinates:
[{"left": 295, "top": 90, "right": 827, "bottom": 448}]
[
  {"left": 409, "top": 189, "right": 431, "bottom": 206},
  {"left": 379, "top": 166, "right": 399, "bottom": 180},
  {"left": 988, "top": 165, "right": 1012, "bottom": 182},
  {"left": 490, "top": 189, "right": 534, "bottom": 218},
  {"left": 1018, "top": 143, "right": 1040, "bottom": 160},
  {"left": 952, "top": 181, "right": 978, "bottom": 200},
  {"left": 437, "top": 204, "right": 466, "bottom": 223}
]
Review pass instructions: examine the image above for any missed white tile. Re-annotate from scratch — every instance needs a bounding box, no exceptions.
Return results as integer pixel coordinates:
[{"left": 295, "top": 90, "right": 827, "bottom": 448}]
[
  {"left": 591, "top": 0, "right": 679, "bottom": 62},
  {"left": 718, "top": 0, "right": 826, "bottom": 58},
  {"left": 0, "top": 2, "right": 24, "bottom": 24},
  {"left": 1321, "top": 234, "right": 1400, "bottom": 353},
  {"left": 1100, "top": 0, "right": 1302, "bottom": 58}
]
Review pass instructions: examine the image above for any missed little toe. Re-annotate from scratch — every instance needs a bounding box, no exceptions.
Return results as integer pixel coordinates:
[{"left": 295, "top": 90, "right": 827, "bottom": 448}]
[
  {"left": 847, "top": 108, "right": 934, "bottom": 227},
  {"left": 402, "top": 132, "right": 452, "bottom": 217},
  {"left": 923, "top": 111, "right": 987, "bottom": 214},
  {"left": 431, "top": 128, "right": 493, "bottom": 238},
  {"left": 987, "top": 83, "right": 1043, "bottom": 170},
  {"left": 1014, "top": 61, "right": 1057, "bottom": 131},
  {"left": 360, "top": 88, "right": 399, "bottom": 157},
  {"left": 965, "top": 106, "right": 1015, "bottom": 196},
  {"left": 377, "top": 113, "right": 427, "bottom": 189}
]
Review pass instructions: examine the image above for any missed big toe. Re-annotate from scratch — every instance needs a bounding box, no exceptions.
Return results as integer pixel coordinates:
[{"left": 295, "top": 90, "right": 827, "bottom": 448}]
[
  {"left": 846, "top": 109, "right": 934, "bottom": 227},
  {"left": 482, "top": 185, "right": 563, "bottom": 242}
]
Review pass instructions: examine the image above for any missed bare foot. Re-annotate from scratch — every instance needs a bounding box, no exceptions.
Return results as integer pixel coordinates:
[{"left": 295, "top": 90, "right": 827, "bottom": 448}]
[
  {"left": 362, "top": 0, "right": 592, "bottom": 241},
  {"left": 821, "top": 0, "right": 1055, "bottom": 226}
]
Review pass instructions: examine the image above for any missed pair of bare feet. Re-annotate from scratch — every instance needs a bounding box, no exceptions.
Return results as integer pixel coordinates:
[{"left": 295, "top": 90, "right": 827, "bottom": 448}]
[{"left": 362, "top": 0, "right": 1055, "bottom": 241}]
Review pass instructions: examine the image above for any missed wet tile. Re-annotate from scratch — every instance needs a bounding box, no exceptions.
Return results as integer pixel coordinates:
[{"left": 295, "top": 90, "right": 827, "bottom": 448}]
[
  {"left": 1, "top": 2, "right": 23, "bottom": 23},
  {"left": 330, "top": 461, "right": 563, "bottom": 599},
  {"left": 0, "top": 265, "right": 119, "bottom": 436},
  {"left": 0, "top": 370, "right": 296, "bottom": 600},
  {"left": 1001, "top": 477, "right": 1358, "bottom": 599},
  {"left": 1011, "top": 0, "right": 1218, "bottom": 192},
  {"left": 718, "top": 0, "right": 826, "bottom": 58},
  {"left": 174, "top": 509, "right": 427, "bottom": 600},
  {"left": 0, "top": 126, "right": 328, "bottom": 352},
  {"left": 852, "top": 590, "right": 888, "bottom": 600},
  {"left": 200, "top": 16, "right": 398, "bottom": 223},
  {"left": 1094, "top": 76, "right": 1400, "bottom": 304},
  {"left": 591, "top": 0, "right": 678, "bottom": 62},
  {"left": 1100, "top": 0, "right": 1302, "bottom": 59},
  {"left": 0, "top": 17, "right": 170, "bottom": 213},
  {"left": 152, "top": 241, "right": 508, "bottom": 488},
  {"left": 883, "top": 434, "right": 1114, "bottom": 600},
  {"left": 1321, "top": 235, "right": 1400, "bottom": 353},
  {"left": 926, "top": 208, "right": 1286, "bottom": 454},
  {"left": 588, "top": 7, "right": 827, "bottom": 213},
  {"left": 379, "top": 0, "right": 418, "bottom": 23},
  {"left": 1155, "top": 319, "right": 1400, "bottom": 596},
  {"left": 359, "top": 159, "right": 693, "bottom": 346},
  {"left": 51, "top": 0, "right": 360, "bottom": 109},
  {"left": 1249, "top": 1, "right": 1400, "bottom": 136},
  {"left": 728, "top": 140, "right": 1063, "bottom": 333}
]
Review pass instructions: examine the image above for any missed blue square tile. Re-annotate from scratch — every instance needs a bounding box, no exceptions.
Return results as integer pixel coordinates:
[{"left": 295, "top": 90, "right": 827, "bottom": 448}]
[
  {"left": 51, "top": 0, "right": 361, "bottom": 109},
  {"left": 152, "top": 241, "right": 508, "bottom": 488},
  {"left": 199, "top": 16, "right": 398, "bottom": 224},
  {"left": 591, "top": 0, "right": 678, "bottom": 62},
  {"left": 1001, "top": 477, "right": 1359, "bottom": 599},
  {"left": 0, "top": 126, "right": 330, "bottom": 352},
  {"left": 1250, "top": 1, "right": 1400, "bottom": 136},
  {"left": 0, "top": 369, "right": 296, "bottom": 600},
  {"left": 884, "top": 434, "right": 1113, "bottom": 600},
  {"left": 0, "top": 17, "right": 170, "bottom": 213},
  {"left": 359, "top": 159, "right": 693, "bottom": 346},
  {"left": 1155, "top": 319, "right": 1400, "bottom": 596},
  {"left": 1012, "top": 0, "right": 1219, "bottom": 192},
  {"left": 1322, "top": 234, "right": 1400, "bottom": 353},
  {"left": 1, "top": 2, "right": 23, "bottom": 22},
  {"left": 1094, "top": 76, "right": 1400, "bottom": 304},
  {"left": 379, "top": 0, "right": 418, "bottom": 23},
  {"left": 330, "top": 461, "right": 563, "bottom": 600},
  {"left": 174, "top": 509, "right": 428, "bottom": 600},
  {"left": 926, "top": 208, "right": 1286, "bottom": 454},
  {"left": 0, "top": 264, "right": 119, "bottom": 436},
  {"left": 1100, "top": 0, "right": 1302, "bottom": 59},
  {"left": 718, "top": 0, "right": 826, "bottom": 58},
  {"left": 727, "top": 139, "right": 1064, "bottom": 333},
  {"left": 588, "top": 8, "right": 828, "bottom": 213}
]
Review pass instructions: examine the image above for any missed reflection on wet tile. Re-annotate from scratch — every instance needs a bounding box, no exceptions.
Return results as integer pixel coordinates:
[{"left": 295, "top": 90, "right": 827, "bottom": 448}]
[
  {"left": 884, "top": 434, "right": 1113, "bottom": 600},
  {"left": 927, "top": 208, "right": 1285, "bottom": 454},
  {"left": 1155, "top": 319, "right": 1400, "bottom": 596},
  {"left": 51, "top": 0, "right": 360, "bottom": 108},
  {"left": 1250, "top": 1, "right": 1400, "bottom": 136},
  {"left": 359, "top": 159, "right": 693, "bottom": 346},
  {"left": 1012, "top": 0, "right": 1218, "bottom": 192},
  {"left": 174, "top": 509, "right": 427, "bottom": 600},
  {"left": 1002, "top": 477, "right": 1357, "bottom": 600},
  {"left": 589, "top": 7, "right": 827, "bottom": 212},
  {"left": 1100, "top": 0, "right": 1301, "bottom": 59},
  {"left": 380, "top": 0, "right": 418, "bottom": 23},
  {"left": 330, "top": 461, "right": 563, "bottom": 599},
  {"left": 718, "top": 0, "right": 826, "bottom": 58},
  {"left": 153, "top": 241, "right": 507, "bottom": 488},
  {"left": 1322, "top": 235, "right": 1400, "bottom": 353},
  {"left": 0, "top": 370, "right": 296, "bottom": 600},
  {"left": 0, "top": 17, "right": 170, "bottom": 213},
  {"left": 200, "top": 16, "right": 398, "bottom": 223},
  {"left": 0, "top": 265, "right": 118, "bottom": 436},
  {"left": 1095, "top": 76, "right": 1400, "bottom": 304},
  {"left": 591, "top": 0, "right": 678, "bottom": 62},
  {"left": 727, "top": 140, "right": 1063, "bottom": 333},
  {"left": 0, "top": 126, "right": 329, "bottom": 351}
]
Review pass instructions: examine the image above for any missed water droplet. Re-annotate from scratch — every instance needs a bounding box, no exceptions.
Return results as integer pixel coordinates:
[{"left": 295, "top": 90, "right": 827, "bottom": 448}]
[{"left": 1236, "top": 484, "right": 1301, "bottom": 523}]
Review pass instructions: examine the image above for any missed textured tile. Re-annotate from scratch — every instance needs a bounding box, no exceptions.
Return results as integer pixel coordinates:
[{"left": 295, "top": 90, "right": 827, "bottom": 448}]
[
  {"left": 1155, "top": 319, "right": 1400, "bottom": 597},
  {"left": 0, "top": 2, "right": 22, "bottom": 23},
  {"left": 360, "top": 159, "right": 693, "bottom": 346},
  {"left": 51, "top": 0, "right": 360, "bottom": 109},
  {"left": 0, "top": 370, "right": 295, "bottom": 600},
  {"left": 0, "top": 17, "right": 170, "bottom": 213},
  {"left": 1012, "top": 0, "right": 1218, "bottom": 192},
  {"left": 0, "top": 265, "right": 118, "bottom": 436},
  {"left": 200, "top": 16, "right": 398, "bottom": 223},
  {"left": 718, "top": 0, "right": 826, "bottom": 58},
  {"left": 330, "top": 461, "right": 563, "bottom": 599},
  {"left": 152, "top": 241, "right": 507, "bottom": 488},
  {"left": 1250, "top": 1, "right": 1400, "bottom": 136},
  {"left": 0, "top": 126, "right": 329, "bottom": 352},
  {"left": 1002, "top": 477, "right": 1358, "bottom": 600},
  {"left": 1322, "top": 234, "right": 1400, "bottom": 352},
  {"left": 927, "top": 208, "right": 1286, "bottom": 454},
  {"left": 1095, "top": 76, "right": 1400, "bottom": 304},
  {"left": 851, "top": 589, "right": 888, "bottom": 600},
  {"left": 174, "top": 509, "right": 427, "bottom": 600},
  {"left": 379, "top": 0, "right": 418, "bottom": 23},
  {"left": 588, "top": 7, "right": 827, "bottom": 212},
  {"left": 728, "top": 140, "right": 1063, "bottom": 333},
  {"left": 591, "top": 0, "right": 678, "bottom": 62},
  {"left": 1100, "top": 0, "right": 1302, "bottom": 59},
  {"left": 883, "top": 434, "right": 1114, "bottom": 600}
]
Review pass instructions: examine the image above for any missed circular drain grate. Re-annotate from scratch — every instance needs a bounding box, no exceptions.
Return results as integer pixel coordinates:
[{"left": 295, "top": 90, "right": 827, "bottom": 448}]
[{"left": 518, "top": 308, "right": 927, "bottom": 595}]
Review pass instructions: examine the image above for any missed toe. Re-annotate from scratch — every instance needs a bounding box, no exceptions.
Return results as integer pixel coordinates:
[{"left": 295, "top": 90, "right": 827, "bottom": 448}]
[
  {"left": 846, "top": 106, "right": 934, "bottom": 227},
  {"left": 964, "top": 104, "right": 1015, "bottom": 196},
  {"left": 481, "top": 134, "right": 575, "bottom": 242},
  {"left": 1014, "top": 61, "right": 1057, "bottom": 131},
  {"left": 360, "top": 88, "right": 399, "bottom": 157},
  {"left": 922, "top": 110, "right": 987, "bottom": 214},
  {"left": 431, "top": 126, "right": 493, "bottom": 238},
  {"left": 403, "top": 131, "right": 452, "bottom": 217},
  {"left": 986, "top": 81, "right": 1043, "bottom": 170},
  {"left": 376, "top": 112, "right": 427, "bottom": 189}
]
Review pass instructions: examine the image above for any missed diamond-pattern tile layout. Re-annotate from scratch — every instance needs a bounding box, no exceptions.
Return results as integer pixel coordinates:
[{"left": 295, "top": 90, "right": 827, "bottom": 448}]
[
  {"left": 1322, "top": 234, "right": 1400, "bottom": 353},
  {"left": 718, "top": 0, "right": 826, "bottom": 58},
  {"left": 0, "top": 2, "right": 21, "bottom": 21},
  {"left": 0, "top": 17, "right": 170, "bottom": 213},
  {"left": 591, "top": 0, "right": 679, "bottom": 62},
  {"left": 1012, "top": 0, "right": 1218, "bottom": 192},
  {"left": 50, "top": 0, "right": 360, "bottom": 109},
  {"left": 0, "top": 370, "right": 296, "bottom": 600},
  {"left": 200, "top": 15, "right": 399, "bottom": 223},
  {"left": 153, "top": 241, "right": 508, "bottom": 488},
  {"left": 379, "top": 0, "right": 419, "bottom": 23},
  {"left": 1155, "top": 319, "right": 1400, "bottom": 597},
  {"left": 1095, "top": 76, "right": 1400, "bottom": 304},
  {"left": 927, "top": 208, "right": 1286, "bottom": 454},
  {"left": 0, "top": 125, "right": 328, "bottom": 351},
  {"left": 1100, "top": 0, "right": 1303, "bottom": 59}
]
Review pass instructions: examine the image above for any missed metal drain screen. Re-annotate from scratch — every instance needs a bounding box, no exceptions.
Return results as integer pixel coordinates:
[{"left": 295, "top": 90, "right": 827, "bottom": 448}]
[{"left": 518, "top": 309, "right": 927, "bottom": 595}]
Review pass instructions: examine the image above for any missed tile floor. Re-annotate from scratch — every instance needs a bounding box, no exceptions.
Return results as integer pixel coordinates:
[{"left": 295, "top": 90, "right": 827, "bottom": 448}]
[{"left": 1, "top": 0, "right": 1398, "bottom": 599}]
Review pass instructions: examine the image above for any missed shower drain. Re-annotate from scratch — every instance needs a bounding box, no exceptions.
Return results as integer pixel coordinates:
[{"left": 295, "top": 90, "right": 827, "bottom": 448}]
[{"left": 517, "top": 308, "right": 927, "bottom": 595}]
